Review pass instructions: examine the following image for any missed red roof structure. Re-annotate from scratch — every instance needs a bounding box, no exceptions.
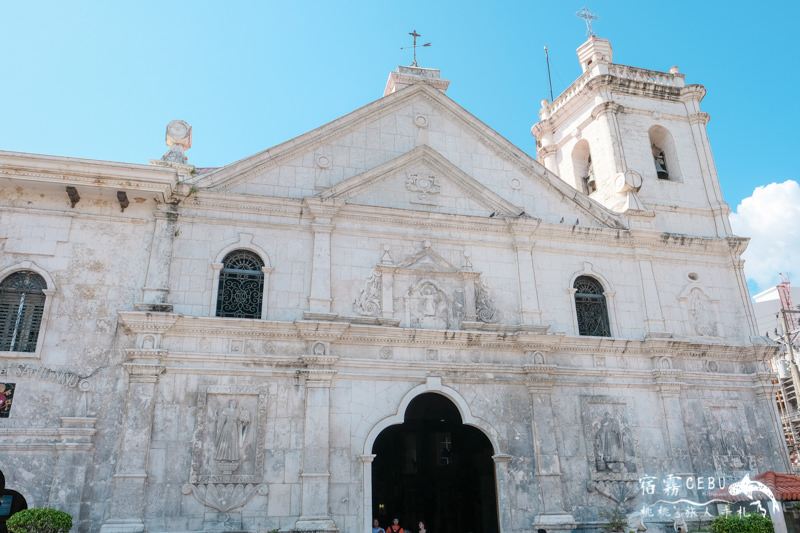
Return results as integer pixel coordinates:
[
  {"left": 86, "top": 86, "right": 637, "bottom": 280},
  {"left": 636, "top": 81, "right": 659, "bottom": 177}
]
[{"left": 709, "top": 472, "right": 800, "bottom": 502}]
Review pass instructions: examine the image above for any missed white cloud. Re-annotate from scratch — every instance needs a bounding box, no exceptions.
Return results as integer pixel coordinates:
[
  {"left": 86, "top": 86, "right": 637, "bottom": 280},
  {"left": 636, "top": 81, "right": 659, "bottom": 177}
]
[{"left": 730, "top": 180, "right": 800, "bottom": 292}]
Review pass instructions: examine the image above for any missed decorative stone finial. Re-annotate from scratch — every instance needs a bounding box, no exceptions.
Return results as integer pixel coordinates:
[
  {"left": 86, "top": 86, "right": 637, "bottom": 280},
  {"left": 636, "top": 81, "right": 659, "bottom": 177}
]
[{"left": 161, "top": 120, "right": 192, "bottom": 163}]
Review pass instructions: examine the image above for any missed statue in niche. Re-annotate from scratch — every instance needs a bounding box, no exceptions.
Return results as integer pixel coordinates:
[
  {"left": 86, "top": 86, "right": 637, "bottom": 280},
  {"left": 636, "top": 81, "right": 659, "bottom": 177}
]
[
  {"left": 595, "top": 412, "right": 625, "bottom": 472},
  {"left": 214, "top": 400, "right": 251, "bottom": 472},
  {"left": 593, "top": 412, "right": 636, "bottom": 473},
  {"left": 411, "top": 282, "right": 449, "bottom": 329},
  {"left": 689, "top": 289, "right": 715, "bottom": 336}
]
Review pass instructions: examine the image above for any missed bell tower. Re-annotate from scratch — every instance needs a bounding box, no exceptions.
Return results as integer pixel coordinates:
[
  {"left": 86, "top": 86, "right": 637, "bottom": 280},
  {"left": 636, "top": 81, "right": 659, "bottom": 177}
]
[{"left": 531, "top": 36, "right": 732, "bottom": 237}]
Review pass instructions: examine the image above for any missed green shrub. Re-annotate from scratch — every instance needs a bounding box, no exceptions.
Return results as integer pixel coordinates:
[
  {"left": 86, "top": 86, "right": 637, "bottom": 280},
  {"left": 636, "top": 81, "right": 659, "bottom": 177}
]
[
  {"left": 710, "top": 513, "right": 773, "bottom": 533},
  {"left": 6, "top": 509, "right": 72, "bottom": 533}
]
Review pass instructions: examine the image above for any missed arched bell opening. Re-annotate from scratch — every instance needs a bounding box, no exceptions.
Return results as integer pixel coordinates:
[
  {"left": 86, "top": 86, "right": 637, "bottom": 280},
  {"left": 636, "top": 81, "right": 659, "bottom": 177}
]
[{"left": 371, "top": 393, "right": 499, "bottom": 533}]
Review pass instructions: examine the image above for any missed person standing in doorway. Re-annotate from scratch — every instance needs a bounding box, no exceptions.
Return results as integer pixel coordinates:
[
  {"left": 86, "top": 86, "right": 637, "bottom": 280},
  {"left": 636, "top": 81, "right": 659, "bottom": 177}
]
[
  {"left": 373, "top": 519, "right": 385, "bottom": 533},
  {"left": 387, "top": 518, "right": 403, "bottom": 533}
]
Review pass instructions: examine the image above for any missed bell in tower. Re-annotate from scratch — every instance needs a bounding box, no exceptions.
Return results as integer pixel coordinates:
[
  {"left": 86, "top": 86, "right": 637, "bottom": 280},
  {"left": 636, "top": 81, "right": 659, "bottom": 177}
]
[{"left": 652, "top": 145, "right": 669, "bottom": 180}]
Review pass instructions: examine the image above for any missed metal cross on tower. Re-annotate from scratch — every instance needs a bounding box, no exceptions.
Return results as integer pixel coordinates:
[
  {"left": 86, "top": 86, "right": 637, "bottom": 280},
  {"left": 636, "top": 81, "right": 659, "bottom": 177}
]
[
  {"left": 576, "top": 7, "right": 599, "bottom": 38},
  {"left": 401, "top": 30, "right": 431, "bottom": 67}
]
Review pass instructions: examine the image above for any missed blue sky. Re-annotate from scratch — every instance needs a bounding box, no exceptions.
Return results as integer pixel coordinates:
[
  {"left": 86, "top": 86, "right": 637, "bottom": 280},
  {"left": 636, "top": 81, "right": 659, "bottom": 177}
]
[{"left": 1, "top": 1, "right": 797, "bottom": 291}]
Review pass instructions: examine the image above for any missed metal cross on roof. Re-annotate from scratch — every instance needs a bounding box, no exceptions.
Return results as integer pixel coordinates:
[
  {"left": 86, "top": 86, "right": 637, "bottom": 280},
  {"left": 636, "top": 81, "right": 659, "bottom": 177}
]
[
  {"left": 401, "top": 30, "right": 431, "bottom": 67},
  {"left": 576, "top": 7, "right": 599, "bottom": 38}
]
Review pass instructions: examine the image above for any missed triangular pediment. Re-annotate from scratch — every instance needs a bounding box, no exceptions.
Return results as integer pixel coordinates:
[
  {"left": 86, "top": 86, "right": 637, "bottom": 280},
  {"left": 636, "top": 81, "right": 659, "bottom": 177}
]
[
  {"left": 315, "top": 145, "right": 523, "bottom": 217},
  {"left": 192, "top": 82, "right": 626, "bottom": 229},
  {"left": 395, "top": 244, "right": 461, "bottom": 273}
]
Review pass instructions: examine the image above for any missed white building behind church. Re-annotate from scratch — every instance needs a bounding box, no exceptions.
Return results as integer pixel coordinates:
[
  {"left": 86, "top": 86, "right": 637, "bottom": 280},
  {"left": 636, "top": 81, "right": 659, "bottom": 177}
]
[{"left": 0, "top": 35, "right": 787, "bottom": 533}]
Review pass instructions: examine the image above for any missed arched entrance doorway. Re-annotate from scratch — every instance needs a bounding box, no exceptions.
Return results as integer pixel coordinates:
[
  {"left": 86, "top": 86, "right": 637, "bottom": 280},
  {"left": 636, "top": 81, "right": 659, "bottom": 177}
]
[
  {"left": 372, "top": 393, "right": 499, "bottom": 533},
  {"left": 0, "top": 471, "right": 28, "bottom": 533}
]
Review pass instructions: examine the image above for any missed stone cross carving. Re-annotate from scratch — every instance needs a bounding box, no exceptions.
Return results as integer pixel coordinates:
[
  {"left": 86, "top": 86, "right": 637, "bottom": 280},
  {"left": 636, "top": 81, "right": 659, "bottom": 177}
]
[{"left": 576, "top": 7, "right": 599, "bottom": 37}]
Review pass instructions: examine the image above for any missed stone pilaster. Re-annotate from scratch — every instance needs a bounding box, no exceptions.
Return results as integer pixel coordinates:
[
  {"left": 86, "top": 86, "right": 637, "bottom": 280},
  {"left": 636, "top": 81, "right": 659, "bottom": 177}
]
[
  {"left": 635, "top": 253, "right": 667, "bottom": 335},
  {"left": 137, "top": 208, "right": 177, "bottom": 311},
  {"left": 360, "top": 454, "right": 376, "bottom": 533},
  {"left": 304, "top": 198, "right": 344, "bottom": 318},
  {"left": 591, "top": 102, "right": 625, "bottom": 178},
  {"left": 507, "top": 219, "right": 543, "bottom": 326},
  {"left": 681, "top": 86, "right": 732, "bottom": 237},
  {"left": 49, "top": 417, "right": 97, "bottom": 526},
  {"left": 752, "top": 367, "right": 791, "bottom": 471},
  {"left": 653, "top": 369, "right": 691, "bottom": 472},
  {"left": 295, "top": 356, "right": 338, "bottom": 532},
  {"left": 100, "top": 362, "right": 165, "bottom": 533},
  {"left": 493, "top": 454, "right": 513, "bottom": 533},
  {"left": 525, "top": 365, "right": 576, "bottom": 531}
]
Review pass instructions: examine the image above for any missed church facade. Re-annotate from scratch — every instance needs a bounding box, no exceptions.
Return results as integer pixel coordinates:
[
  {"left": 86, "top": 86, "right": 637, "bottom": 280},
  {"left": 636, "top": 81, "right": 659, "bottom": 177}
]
[{"left": 0, "top": 36, "right": 787, "bottom": 533}]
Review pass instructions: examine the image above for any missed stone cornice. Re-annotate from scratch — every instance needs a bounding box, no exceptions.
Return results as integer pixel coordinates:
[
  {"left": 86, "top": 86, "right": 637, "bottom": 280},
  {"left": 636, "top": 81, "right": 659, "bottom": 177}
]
[
  {"left": 160, "top": 314, "right": 767, "bottom": 362},
  {"left": 117, "top": 311, "right": 182, "bottom": 335},
  {"left": 679, "top": 84, "right": 707, "bottom": 103},
  {"left": 688, "top": 112, "right": 711, "bottom": 125},
  {"left": 534, "top": 71, "right": 701, "bottom": 136},
  {"left": 591, "top": 102, "right": 623, "bottom": 120},
  {"left": 0, "top": 150, "right": 177, "bottom": 202},
  {"left": 303, "top": 197, "right": 345, "bottom": 222}
]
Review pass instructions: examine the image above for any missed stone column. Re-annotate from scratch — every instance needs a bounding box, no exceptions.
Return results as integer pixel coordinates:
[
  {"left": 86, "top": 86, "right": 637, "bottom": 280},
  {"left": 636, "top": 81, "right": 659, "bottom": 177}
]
[
  {"left": 295, "top": 364, "right": 337, "bottom": 532},
  {"left": 100, "top": 362, "right": 165, "bottom": 533},
  {"left": 49, "top": 417, "right": 97, "bottom": 527},
  {"left": 526, "top": 366, "right": 576, "bottom": 532},
  {"left": 303, "top": 198, "right": 344, "bottom": 319},
  {"left": 138, "top": 208, "right": 177, "bottom": 311},
  {"left": 360, "top": 454, "right": 376, "bottom": 533}
]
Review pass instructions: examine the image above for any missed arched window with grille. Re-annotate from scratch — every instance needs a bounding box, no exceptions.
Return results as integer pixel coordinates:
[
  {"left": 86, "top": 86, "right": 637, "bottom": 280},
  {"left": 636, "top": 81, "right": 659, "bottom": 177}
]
[
  {"left": 0, "top": 271, "right": 47, "bottom": 352},
  {"left": 216, "top": 250, "right": 265, "bottom": 319},
  {"left": 573, "top": 275, "right": 611, "bottom": 337}
]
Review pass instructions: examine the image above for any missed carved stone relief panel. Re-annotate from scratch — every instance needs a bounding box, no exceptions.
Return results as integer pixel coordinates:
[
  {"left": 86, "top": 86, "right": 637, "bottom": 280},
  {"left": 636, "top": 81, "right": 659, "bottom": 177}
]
[
  {"left": 353, "top": 269, "right": 381, "bottom": 317},
  {"left": 581, "top": 396, "right": 641, "bottom": 482},
  {"left": 190, "top": 385, "right": 268, "bottom": 484},
  {"left": 687, "top": 403, "right": 752, "bottom": 475},
  {"left": 678, "top": 284, "right": 722, "bottom": 338},
  {"left": 349, "top": 243, "right": 504, "bottom": 329},
  {"left": 406, "top": 172, "right": 441, "bottom": 205},
  {"left": 405, "top": 280, "right": 463, "bottom": 329}
]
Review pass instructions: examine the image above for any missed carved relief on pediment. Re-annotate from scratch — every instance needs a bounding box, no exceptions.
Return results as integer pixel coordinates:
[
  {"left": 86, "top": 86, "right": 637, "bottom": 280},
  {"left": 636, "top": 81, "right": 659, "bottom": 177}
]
[
  {"left": 350, "top": 242, "right": 502, "bottom": 329},
  {"left": 581, "top": 396, "right": 641, "bottom": 482}
]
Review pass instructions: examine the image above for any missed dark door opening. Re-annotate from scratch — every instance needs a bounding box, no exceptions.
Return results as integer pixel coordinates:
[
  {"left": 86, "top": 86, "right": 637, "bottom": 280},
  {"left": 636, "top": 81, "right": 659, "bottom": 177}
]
[
  {"left": 0, "top": 471, "right": 27, "bottom": 533},
  {"left": 372, "top": 393, "right": 499, "bottom": 533}
]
